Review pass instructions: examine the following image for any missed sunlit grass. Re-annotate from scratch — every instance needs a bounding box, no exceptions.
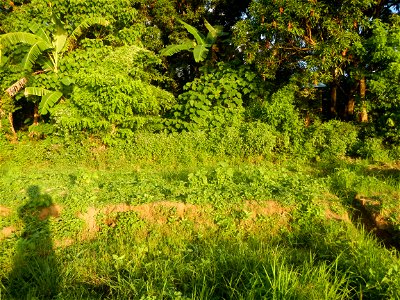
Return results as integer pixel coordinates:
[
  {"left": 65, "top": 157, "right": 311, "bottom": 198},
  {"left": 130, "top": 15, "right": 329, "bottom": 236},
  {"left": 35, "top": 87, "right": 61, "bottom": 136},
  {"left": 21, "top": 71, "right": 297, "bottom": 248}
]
[{"left": 0, "top": 139, "right": 399, "bottom": 299}]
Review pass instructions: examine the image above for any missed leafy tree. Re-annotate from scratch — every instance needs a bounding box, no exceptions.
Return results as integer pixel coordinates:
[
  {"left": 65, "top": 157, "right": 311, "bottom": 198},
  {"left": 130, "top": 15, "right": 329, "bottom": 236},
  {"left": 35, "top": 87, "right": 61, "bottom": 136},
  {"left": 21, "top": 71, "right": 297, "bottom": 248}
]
[
  {"left": 160, "top": 19, "right": 227, "bottom": 63},
  {"left": 363, "top": 15, "right": 400, "bottom": 143},
  {"left": 233, "top": 0, "right": 398, "bottom": 122},
  {"left": 135, "top": 0, "right": 249, "bottom": 92},
  {"left": 52, "top": 45, "right": 175, "bottom": 141},
  {"left": 0, "top": 15, "right": 109, "bottom": 126}
]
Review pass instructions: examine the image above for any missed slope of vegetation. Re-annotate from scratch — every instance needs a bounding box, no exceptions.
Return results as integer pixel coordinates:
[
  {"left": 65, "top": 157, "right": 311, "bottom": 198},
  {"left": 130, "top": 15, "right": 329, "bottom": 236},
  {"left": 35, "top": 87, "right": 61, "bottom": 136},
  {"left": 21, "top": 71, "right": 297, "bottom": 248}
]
[
  {"left": 0, "top": 0, "right": 399, "bottom": 299},
  {"left": 1, "top": 137, "right": 400, "bottom": 299}
]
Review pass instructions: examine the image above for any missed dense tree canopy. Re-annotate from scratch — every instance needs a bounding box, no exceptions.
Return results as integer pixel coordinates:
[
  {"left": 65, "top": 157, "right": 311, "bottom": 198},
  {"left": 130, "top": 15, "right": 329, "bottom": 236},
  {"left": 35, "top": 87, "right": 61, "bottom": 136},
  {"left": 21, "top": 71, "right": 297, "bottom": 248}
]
[{"left": 0, "top": 0, "right": 398, "bottom": 146}]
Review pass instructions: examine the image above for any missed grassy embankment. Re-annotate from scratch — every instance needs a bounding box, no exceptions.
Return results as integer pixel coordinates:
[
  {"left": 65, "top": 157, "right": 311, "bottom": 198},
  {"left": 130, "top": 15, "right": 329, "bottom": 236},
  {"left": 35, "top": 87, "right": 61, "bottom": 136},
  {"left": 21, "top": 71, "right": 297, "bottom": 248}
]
[{"left": 0, "top": 137, "right": 399, "bottom": 299}]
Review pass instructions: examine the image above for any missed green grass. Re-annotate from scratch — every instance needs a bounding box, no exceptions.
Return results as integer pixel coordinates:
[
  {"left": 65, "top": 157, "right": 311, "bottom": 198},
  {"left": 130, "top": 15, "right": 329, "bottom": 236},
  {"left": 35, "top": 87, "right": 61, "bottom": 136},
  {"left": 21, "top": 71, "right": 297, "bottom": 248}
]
[{"left": 0, "top": 138, "right": 399, "bottom": 299}]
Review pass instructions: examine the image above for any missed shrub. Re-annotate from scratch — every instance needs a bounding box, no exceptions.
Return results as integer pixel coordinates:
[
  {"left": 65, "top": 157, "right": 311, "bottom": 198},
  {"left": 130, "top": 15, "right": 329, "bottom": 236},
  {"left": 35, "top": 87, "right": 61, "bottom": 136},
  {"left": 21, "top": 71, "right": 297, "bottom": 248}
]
[
  {"left": 357, "top": 137, "right": 390, "bottom": 162},
  {"left": 165, "top": 62, "right": 264, "bottom": 132},
  {"left": 241, "top": 122, "right": 277, "bottom": 159},
  {"left": 51, "top": 46, "right": 175, "bottom": 139},
  {"left": 303, "top": 120, "right": 359, "bottom": 160},
  {"left": 255, "top": 84, "right": 305, "bottom": 153}
]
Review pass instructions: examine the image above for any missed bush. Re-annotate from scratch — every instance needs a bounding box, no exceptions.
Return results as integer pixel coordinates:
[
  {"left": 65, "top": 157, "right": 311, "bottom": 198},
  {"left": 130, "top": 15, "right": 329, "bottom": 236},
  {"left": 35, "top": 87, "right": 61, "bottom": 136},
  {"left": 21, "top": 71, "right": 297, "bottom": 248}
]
[
  {"left": 303, "top": 120, "right": 359, "bottom": 160},
  {"left": 255, "top": 84, "right": 305, "bottom": 153},
  {"left": 52, "top": 46, "right": 175, "bottom": 138},
  {"left": 357, "top": 137, "right": 390, "bottom": 162},
  {"left": 241, "top": 122, "right": 277, "bottom": 159},
  {"left": 165, "top": 62, "right": 264, "bottom": 132}
]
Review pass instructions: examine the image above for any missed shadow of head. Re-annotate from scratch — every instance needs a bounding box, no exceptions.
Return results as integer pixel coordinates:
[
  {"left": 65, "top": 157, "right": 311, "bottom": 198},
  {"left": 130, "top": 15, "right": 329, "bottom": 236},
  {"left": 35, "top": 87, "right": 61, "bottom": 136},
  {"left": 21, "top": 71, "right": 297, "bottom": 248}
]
[{"left": 19, "top": 185, "right": 54, "bottom": 220}]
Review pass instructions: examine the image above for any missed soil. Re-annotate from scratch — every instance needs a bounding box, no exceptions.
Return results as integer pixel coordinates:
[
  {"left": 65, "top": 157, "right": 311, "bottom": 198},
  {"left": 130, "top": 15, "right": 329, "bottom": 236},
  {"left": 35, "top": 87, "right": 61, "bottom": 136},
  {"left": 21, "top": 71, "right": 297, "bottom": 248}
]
[
  {"left": 0, "top": 226, "right": 16, "bottom": 240},
  {"left": 39, "top": 204, "right": 62, "bottom": 220},
  {"left": 78, "top": 207, "right": 99, "bottom": 240},
  {"left": 325, "top": 209, "right": 351, "bottom": 222},
  {"left": 102, "top": 201, "right": 215, "bottom": 228},
  {"left": 54, "top": 238, "right": 74, "bottom": 249},
  {"left": 0, "top": 206, "right": 11, "bottom": 217},
  {"left": 353, "top": 194, "right": 399, "bottom": 250}
]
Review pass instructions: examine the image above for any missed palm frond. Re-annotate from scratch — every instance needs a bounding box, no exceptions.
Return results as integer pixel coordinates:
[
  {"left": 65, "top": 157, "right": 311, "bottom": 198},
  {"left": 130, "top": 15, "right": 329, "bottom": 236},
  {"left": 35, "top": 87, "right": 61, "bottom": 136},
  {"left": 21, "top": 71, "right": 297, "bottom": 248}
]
[
  {"left": 178, "top": 19, "right": 206, "bottom": 46},
  {"left": 160, "top": 41, "right": 196, "bottom": 57},
  {"left": 21, "top": 41, "right": 53, "bottom": 70},
  {"left": 29, "top": 24, "right": 52, "bottom": 45},
  {"left": 0, "top": 32, "right": 50, "bottom": 49},
  {"left": 204, "top": 19, "right": 218, "bottom": 41},
  {"left": 40, "top": 58, "right": 55, "bottom": 72},
  {"left": 193, "top": 44, "right": 209, "bottom": 62},
  {"left": 39, "top": 90, "right": 63, "bottom": 115},
  {"left": 204, "top": 19, "right": 228, "bottom": 44},
  {"left": 65, "top": 17, "right": 110, "bottom": 51},
  {"left": 24, "top": 87, "right": 62, "bottom": 114},
  {"left": 24, "top": 86, "right": 50, "bottom": 97},
  {"left": 0, "top": 50, "right": 7, "bottom": 67},
  {"left": 52, "top": 15, "right": 68, "bottom": 54}
]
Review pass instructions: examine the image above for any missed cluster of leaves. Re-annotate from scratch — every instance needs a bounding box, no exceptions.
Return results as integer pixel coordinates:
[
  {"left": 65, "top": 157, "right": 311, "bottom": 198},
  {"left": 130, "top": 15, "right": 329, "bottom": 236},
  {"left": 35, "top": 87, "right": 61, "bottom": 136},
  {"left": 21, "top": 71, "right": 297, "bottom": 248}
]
[
  {"left": 160, "top": 19, "right": 228, "bottom": 63},
  {"left": 165, "top": 62, "right": 263, "bottom": 131},
  {"left": 365, "top": 15, "right": 400, "bottom": 143},
  {"left": 52, "top": 46, "right": 175, "bottom": 140}
]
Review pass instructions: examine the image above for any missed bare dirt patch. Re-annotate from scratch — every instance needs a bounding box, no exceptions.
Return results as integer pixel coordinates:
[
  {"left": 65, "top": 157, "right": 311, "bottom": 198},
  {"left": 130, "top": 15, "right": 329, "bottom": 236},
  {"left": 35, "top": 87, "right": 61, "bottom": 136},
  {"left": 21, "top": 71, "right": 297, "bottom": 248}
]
[
  {"left": 54, "top": 238, "right": 75, "bottom": 249},
  {"left": 78, "top": 201, "right": 293, "bottom": 239},
  {"left": 243, "top": 200, "right": 289, "bottom": 218},
  {"left": 313, "top": 193, "right": 351, "bottom": 223},
  {"left": 325, "top": 209, "right": 351, "bottom": 222},
  {"left": 353, "top": 194, "right": 399, "bottom": 249},
  {"left": 0, "top": 206, "right": 11, "bottom": 217},
  {"left": 102, "top": 201, "right": 214, "bottom": 228},
  {"left": 39, "top": 204, "right": 62, "bottom": 220},
  {"left": 237, "top": 200, "right": 291, "bottom": 234},
  {"left": 78, "top": 207, "right": 99, "bottom": 240},
  {"left": 0, "top": 226, "right": 16, "bottom": 240}
]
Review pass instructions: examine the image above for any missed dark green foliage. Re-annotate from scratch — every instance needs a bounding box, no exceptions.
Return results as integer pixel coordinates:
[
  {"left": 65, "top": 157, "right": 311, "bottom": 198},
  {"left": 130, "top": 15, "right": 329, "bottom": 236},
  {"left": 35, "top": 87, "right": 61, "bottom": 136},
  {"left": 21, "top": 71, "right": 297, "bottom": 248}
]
[
  {"left": 365, "top": 15, "right": 400, "bottom": 144},
  {"left": 51, "top": 46, "right": 175, "bottom": 139},
  {"left": 302, "top": 120, "right": 360, "bottom": 160},
  {"left": 165, "top": 62, "right": 263, "bottom": 131}
]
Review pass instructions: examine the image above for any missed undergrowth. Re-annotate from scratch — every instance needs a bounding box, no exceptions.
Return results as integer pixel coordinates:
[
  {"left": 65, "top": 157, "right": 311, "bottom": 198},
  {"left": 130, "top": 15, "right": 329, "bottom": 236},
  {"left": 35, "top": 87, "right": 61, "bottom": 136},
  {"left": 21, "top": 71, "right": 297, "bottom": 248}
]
[{"left": 0, "top": 135, "right": 399, "bottom": 299}]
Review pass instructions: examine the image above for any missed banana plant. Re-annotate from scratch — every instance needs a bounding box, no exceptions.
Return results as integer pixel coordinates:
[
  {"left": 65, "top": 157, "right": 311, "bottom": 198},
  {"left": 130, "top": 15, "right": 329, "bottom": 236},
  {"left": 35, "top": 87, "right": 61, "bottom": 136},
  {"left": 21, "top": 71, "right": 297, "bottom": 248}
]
[
  {"left": 0, "top": 15, "right": 109, "bottom": 115},
  {"left": 160, "top": 19, "right": 228, "bottom": 63}
]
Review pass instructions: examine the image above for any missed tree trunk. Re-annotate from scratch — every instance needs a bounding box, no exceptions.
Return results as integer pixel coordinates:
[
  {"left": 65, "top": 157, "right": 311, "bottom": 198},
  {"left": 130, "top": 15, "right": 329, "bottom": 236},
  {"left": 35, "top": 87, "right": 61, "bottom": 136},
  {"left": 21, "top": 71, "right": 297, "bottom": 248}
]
[
  {"left": 33, "top": 103, "right": 40, "bottom": 125},
  {"left": 304, "top": 111, "right": 310, "bottom": 127},
  {"left": 345, "top": 95, "right": 355, "bottom": 120},
  {"left": 5, "top": 77, "right": 27, "bottom": 97},
  {"left": 8, "top": 112, "right": 17, "bottom": 141},
  {"left": 359, "top": 77, "right": 368, "bottom": 123},
  {"left": 330, "top": 84, "right": 337, "bottom": 118}
]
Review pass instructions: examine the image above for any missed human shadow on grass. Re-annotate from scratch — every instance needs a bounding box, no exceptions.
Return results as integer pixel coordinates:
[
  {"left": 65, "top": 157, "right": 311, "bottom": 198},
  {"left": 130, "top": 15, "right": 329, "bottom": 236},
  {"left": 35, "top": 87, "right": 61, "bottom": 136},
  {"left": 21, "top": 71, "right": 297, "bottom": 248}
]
[{"left": 6, "top": 185, "right": 60, "bottom": 299}]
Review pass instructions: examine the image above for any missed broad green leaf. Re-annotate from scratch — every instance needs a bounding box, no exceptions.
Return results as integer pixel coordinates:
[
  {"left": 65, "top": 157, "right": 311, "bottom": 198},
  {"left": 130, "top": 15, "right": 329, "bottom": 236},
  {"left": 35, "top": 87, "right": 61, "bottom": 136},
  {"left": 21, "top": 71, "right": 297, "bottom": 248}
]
[
  {"left": 61, "top": 76, "right": 75, "bottom": 86},
  {"left": 21, "top": 41, "right": 52, "bottom": 70},
  {"left": 41, "top": 58, "right": 55, "bottom": 71},
  {"left": 204, "top": 19, "right": 217, "bottom": 39},
  {"left": 205, "top": 20, "right": 227, "bottom": 44},
  {"left": 178, "top": 19, "right": 206, "bottom": 46},
  {"left": 66, "top": 17, "right": 110, "bottom": 51},
  {"left": 160, "top": 41, "right": 196, "bottom": 57},
  {"left": 0, "top": 32, "right": 44, "bottom": 48},
  {"left": 0, "top": 51, "right": 7, "bottom": 67},
  {"left": 39, "top": 90, "right": 63, "bottom": 115},
  {"left": 52, "top": 15, "right": 68, "bottom": 53},
  {"left": 30, "top": 24, "right": 52, "bottom": 45},
  {"left": 24, "top": 86, "right": 50, "bottom": 97},
  {"left": 193, "top": 44, "right": 209, "bottom": 62}
]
